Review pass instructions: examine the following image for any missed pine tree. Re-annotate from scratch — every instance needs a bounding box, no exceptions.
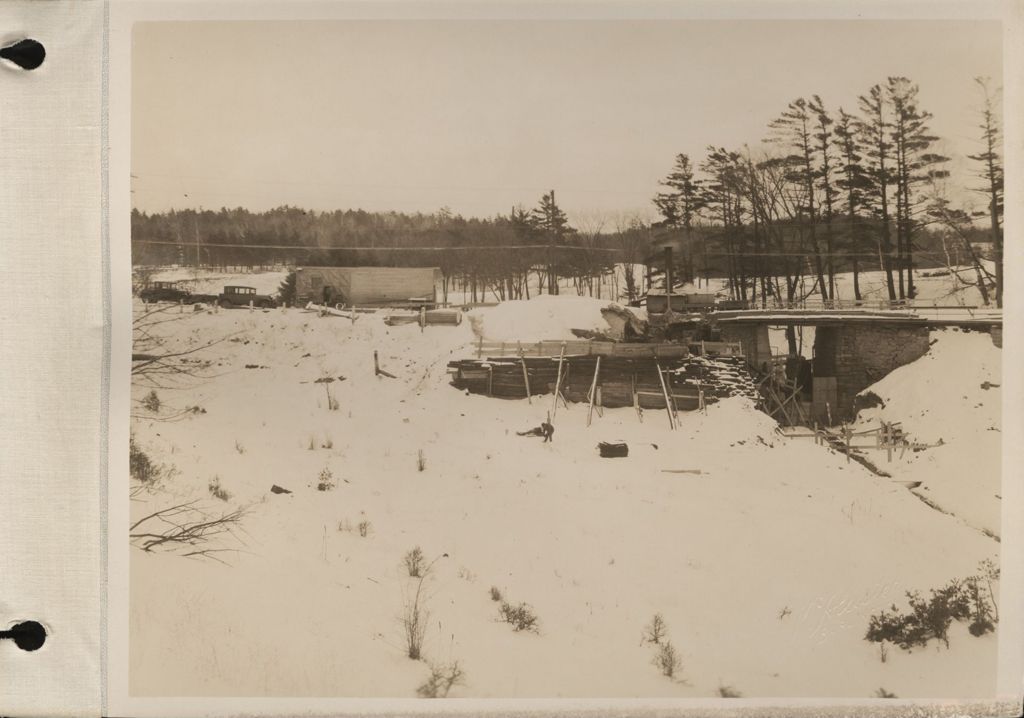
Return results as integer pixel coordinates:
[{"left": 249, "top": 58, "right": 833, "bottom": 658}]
[
  {"left": 856, "top": 85, "right": 897, "bottom": 300},
  {"left": 834, "top": 108, "right": 873, "bottom": 301},
  {"left": 809, "top": 95, "right": 838, "bottom": 301},
  {"left": 653, "top": 153, "right": 706, "bottom": 285},
  {"left": 768, "top": 98, "right": 829, "bottom": 301},
  {"left": 887, "top": 76, "right": 948, "bottom": 299},
  {"left": 531, "top": 190, "right": 573, "bottom": 294},
  {"left": 968, "top": 77, "right": 1003, "bottom": 307}
]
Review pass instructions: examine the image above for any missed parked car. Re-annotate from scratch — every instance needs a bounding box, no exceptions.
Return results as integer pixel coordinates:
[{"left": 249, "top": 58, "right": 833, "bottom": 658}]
[
  {"left": 139, "top": 280, "right": 191, "bottom": 303},
  {"left": 218, "top": 285, "right": 278, "bottom": 309}
]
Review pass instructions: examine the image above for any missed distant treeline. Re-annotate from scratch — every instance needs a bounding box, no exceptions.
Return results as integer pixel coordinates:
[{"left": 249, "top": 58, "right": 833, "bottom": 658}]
[{"left": 132, "top": 76, "right": 1003, "bottom": 307}]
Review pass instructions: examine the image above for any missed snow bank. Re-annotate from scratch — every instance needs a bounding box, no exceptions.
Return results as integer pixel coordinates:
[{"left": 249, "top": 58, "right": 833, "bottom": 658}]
[
  {"left": 467, "top": 294, "right": 635, "bottom": 341},
  {"left": 854, "top": 329, "right": 1001, "bottom": 537}
]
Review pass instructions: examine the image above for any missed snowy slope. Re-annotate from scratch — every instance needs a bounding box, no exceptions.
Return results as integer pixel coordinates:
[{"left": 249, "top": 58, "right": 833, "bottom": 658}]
[
  {"left": 128, "top": 285, "right": 1000, "bottom": 700},
  {"left": 853, "top": 329, "right": 1002, "bottom": 538}
]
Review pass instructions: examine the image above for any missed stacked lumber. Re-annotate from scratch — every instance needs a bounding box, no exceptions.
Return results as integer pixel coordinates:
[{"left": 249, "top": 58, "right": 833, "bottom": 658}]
[{"left": 447, "top": 353, "right": 757, "bottom": 410}]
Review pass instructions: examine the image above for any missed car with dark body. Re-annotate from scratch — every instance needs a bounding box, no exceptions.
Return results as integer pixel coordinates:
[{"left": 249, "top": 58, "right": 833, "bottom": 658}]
[
  {"left": 139, "top": 280, "right": 192, "bottom": 303},
  {"left": 218, "top": 285, "right": 278, "bottom": 308}
]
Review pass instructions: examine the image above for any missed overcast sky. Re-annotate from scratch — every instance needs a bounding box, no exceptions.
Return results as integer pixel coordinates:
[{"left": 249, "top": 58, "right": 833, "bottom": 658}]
[{"left": 132, "top": 19, "right": 1002, "bottom": 223}]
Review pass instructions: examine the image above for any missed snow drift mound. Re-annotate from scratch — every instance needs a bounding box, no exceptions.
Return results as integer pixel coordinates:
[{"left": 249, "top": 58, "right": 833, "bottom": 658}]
[
  {"left": 855, "top": 329, "right": 1000, "bottom": 444},
  {"left": 854, "top": 328, "right": 1001, "bottom": 537},
  {"left": 467, "top": 294, "right": 641, "bottom": 341}
]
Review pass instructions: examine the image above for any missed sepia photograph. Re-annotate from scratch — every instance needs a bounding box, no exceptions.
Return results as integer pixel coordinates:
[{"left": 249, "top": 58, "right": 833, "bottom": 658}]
[{"left": 125, "top": 13, "right": 1008, "bottom": 703}]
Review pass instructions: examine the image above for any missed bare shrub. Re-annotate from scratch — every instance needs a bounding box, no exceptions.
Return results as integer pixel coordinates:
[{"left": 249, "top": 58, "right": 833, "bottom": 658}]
[
  {"left": 718, "top": 684, "right": 742, "bottom": 698},
  {"left": 489, "top": 586, "right": 503, "bottom": 602},
  {"left": 322, "top": 436, "right": 334, "bottom": 449},
  {"left": 416, "top": 661, "right": 466, "bottom": 698},
  {"left": 417, "top": 449, "right": 426, "bottom": 472},
  {"left": 142, "top": 389, "right": 162, "bottom": 413},
  {"left": 308, "top": 436, "right": 316, "bottom": 451},
  {"left": 875, "top": 687, "right": 897, "bottom": 698},
  {"left": 652, "top": 639, "right": 681, "bottom": 678},
  {"left": 208, "top": 476, "right": 231, "bottom": 501},
  {"left": 404, "top": 546, "right": 425, "bottom": 577},
  {"left": 642, "top": 613, "right": 667, "bottom": 645},
  {"left": 499, "top": 601, "right": 539, "bottom": 633},
  {"left": 337, "top": 519, "right": 353, "bottom": 533},
  {"left": 234, "top": 440, "right": 245, "bottom": 455},
  {"left": 317, "top": 467, "right": 335, "bottom": 492},
  {"left": 358, "top": 520, "right": 371, "bottom": 537},
  {"left": 129, "top": 500, "right": 247, "bottom": 563}
]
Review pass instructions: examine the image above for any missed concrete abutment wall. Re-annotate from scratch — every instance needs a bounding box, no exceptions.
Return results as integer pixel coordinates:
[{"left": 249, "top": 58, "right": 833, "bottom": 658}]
[{"left": 813, "top": 324, "right": 930, "bottom": 423}]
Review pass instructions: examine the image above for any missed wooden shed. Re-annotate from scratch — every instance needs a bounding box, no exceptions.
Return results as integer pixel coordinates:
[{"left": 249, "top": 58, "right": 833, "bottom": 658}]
[{"left": 295, "top": 266, "right": 440, "bottom": 306}]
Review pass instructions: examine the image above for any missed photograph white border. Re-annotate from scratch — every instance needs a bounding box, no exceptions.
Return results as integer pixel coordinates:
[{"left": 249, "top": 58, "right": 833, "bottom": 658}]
[{"left": 105, "top": 2, "right": 1024, "bottom": 716}]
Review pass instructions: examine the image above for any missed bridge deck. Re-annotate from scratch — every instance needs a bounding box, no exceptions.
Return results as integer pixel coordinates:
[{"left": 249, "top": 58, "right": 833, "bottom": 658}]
[{"left": 702, "top": 308, "right": 1001, "bottom": 328}]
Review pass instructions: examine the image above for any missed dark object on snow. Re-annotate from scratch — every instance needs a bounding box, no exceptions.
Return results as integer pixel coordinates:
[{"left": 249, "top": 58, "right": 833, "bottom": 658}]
[
  {"left": 270, "top": 484, "right": 292, "bottom": 494},
  {"left": 517, "top": 421, "right": 554, "bottom": 443},
  {"left": 598, "top": 441, "right": 629, "bottom": 458}
]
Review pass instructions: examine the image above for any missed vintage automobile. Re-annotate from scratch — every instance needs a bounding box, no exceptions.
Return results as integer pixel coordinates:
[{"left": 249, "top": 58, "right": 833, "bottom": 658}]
[
  {"left": 139, "top": 280, "right": 191, "bottom": 303},
  {"left": 218, "top": 285, "right": 278, "bottom": 309}
]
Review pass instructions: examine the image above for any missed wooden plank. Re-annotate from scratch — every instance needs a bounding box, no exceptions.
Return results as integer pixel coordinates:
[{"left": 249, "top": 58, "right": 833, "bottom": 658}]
[
  {"left": 656, "top": 362, "right": 676, "bottom": 430},
  {"left": 520, "top": 353, "right": 531, "bottom": 403},
  {"left": 552, "top": 343, "right": 566, "bottom": 417}
]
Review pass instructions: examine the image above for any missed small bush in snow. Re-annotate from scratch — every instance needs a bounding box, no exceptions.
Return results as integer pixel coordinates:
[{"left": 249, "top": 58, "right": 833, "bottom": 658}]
[
  {"left": 489, "top": 586, "right": 503, "bottom": 602},
  {"left": 417, "top": 449, "right": 426, "bottom": 472},
  {"left": 307, "top": 436, "right": 316, "bottom": 451},
  {"left": 322, "top": 436, "right": 334, "bottom": 450},
  {"left": 234, "top": 440, "right": 245, "bottom": 455},
  {"left": 416, "top": 660, "right": 466, "bottom": 698},
  {"left": 142, "top": 389, "right": 162, "bottom": 413},
  {"left": 129, "top": 435, "right": 160, "bottom": 484},
  {"left": 208, "top": 476, "right": 231, "bottom": 501},
  {"left": 404, "top": 546, "right": 425, "bottom": 577},
  {"left": 718, "top": 684, "right": 742, "bottom": 698},
  {"left": 874, "top": 687, "right": 897, "bottom": 698},
  {"left": 317, "top": 467, "right": 335, "bottom": 491},
  {"left": 358, "top": 520, "right": 371, "bottom": 537},
  {"left": 499, "top": 601, "right": 539, "bottom": 633},
  {"left": 642, "top": 613, "right": 668, "bottom": 645},
  {"left": 652, "top": 640, "right": 681, "bottom": 678},
  {"left": 865, "top": 568, "right": 999, "bottom": 655}
]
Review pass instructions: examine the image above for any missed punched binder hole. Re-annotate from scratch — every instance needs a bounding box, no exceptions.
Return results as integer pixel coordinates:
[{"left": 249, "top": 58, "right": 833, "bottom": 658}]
[
  {"left": 0, "top": 39, "right": 45, "bottom": 70},
  {"left": 0, "top": 621, "right": 47, "bottom": 651}
]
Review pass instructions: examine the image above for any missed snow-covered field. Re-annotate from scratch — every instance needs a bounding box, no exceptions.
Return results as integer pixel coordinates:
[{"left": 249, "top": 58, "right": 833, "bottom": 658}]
[{"left": 129, "top": 274, "right": 1001, "bottom": 699}]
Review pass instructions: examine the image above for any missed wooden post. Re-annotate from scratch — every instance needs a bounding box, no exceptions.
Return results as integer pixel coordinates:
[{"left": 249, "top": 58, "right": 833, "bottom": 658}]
[
  {"left": 586, "top": 356, "right": 602, "bottom": 427},
  {"left": 656, "top": 362, "right": 675, "bottom": 430},
  {"left": 419, "top": 305, "right": 426, "bottom": 332},
  {"left": 179, "top": 298, "right": 184, "bottom": 314},
  {"left": 844, "top": 423, "right": 851, "bottom": 464},
  {"left": 249, "top": 299, "right": 254, "bottom": 313},
  {"left": 352, "top": 304, "right": 357, "bottom": 326},
  {"left": 487, "top": 365, "right": 493, "bottom": 396},
  {"left": 478, "top": 336, "right": 484, "bottom": 358},
  {"left": 632, "top": 373, "right": 642, "bottom": 422},
  {"left": 374, "top": 350, "right": 380, "bottom": 375},
  {"left": 552, "top": 343, "right": 566, "bottom": 417},
  {"left": 520, "top": 353, "right": 532, "bottom": 404}
]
